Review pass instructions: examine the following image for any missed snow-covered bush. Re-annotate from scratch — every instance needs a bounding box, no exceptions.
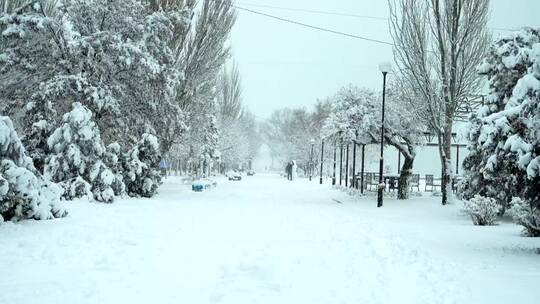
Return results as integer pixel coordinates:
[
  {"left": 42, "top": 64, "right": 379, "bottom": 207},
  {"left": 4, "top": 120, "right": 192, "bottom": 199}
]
[
  {"left": 461, "top": 28, "right": 540, "bottom": 215},
  {"left": 462, "top": 195, "right": 500, "bottom": 226},
  {"left": 509, "top": 197, "right": 540, "bottom": 237},
  {"left": 0, "top": 116, "right": 67, "bottom": 221},
  {"left": 123, "top": 133, "right": 162, "bottom": 198},
  {"left": 104, "top": 142, "right": 126, "bottom": 196},
  {"left": 45, "top": 103, "right": 115, "bottom": 203},
  {"left": 22, "top": 118, "right": 53, "bottom": 174}
]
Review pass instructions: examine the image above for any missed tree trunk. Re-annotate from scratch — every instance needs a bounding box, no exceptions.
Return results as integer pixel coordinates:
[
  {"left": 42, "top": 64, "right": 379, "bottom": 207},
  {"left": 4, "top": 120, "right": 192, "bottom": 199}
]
[
  {"left": 397, "top": 154, "right": 414, "bottom": 200},
  {"left": 385, "top": 136, "right": 416, "bottom": 200},
  {"left": 439, "top": 128, "right": 453, "bottom": 205}
]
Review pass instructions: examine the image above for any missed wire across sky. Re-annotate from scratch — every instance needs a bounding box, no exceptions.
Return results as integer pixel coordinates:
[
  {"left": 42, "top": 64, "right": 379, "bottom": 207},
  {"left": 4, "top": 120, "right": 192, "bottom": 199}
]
[{"left": 207, "top": 0, "right": 523, "bottom": 49}]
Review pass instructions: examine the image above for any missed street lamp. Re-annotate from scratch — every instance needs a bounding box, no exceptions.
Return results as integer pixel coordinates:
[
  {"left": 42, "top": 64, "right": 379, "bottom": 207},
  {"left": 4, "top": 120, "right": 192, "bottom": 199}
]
[
  {"left": 309, "top": 138, "right": 315, "bottom": 181},
  {"left": 377, "top": 61, "right": 392, "bottom": 208},
  {"left": 332, "top": 142, "right": 337, "bottom": 185},
  {"left": 320, "top": 139, "right": 324, "bottom": 184}
]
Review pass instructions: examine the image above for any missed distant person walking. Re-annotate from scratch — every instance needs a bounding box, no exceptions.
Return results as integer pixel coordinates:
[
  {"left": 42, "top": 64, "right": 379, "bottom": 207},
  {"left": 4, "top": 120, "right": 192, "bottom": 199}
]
[
  {"left": 286, "top": 161, "right": 293, "bottom": 180},
  {"left": 291, "top": 160, "right": 298, "bottom": 181}
]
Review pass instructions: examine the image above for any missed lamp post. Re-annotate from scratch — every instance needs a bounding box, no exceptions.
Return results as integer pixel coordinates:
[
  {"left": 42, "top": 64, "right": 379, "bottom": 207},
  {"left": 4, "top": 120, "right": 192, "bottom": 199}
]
[
  {"left": 360, "top": 144, "right": 365, "bottom": 194},
  {"left": 352, "top": 140, "right": 357, "bottom": 188},
  {"left": 377, "top": 62, "right": 392, "bottom": 208},
  {"left": 309, "top": 138, "right": 315, "bottom": 181},
  {"left": 320, "top": 139, "right": 324, "bottom": 184},
  {"left": 345, "top": 143, "right": 350, "bottom": 187},
  {"left": 339, "top": 139, "right": 344, "bottom": 186},
  {"left": 332, "top": 142, "right": 337, "bottom": 185}
]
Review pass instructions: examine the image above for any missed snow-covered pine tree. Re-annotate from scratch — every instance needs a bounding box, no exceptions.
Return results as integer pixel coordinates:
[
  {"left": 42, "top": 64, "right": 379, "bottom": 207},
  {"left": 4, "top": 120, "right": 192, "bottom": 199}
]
[
  {"left": 104, "top": 142, "right": 126, "bottom": 197},
  {"left": 21, "top": 118, "right": 53, "bottom": 174},
  {"left": 461, "top": 29, "right": 540, "bottom": 219},
  {"left": 509, "top": 197, "right": 540, "bottom": 236},
  {"left": 123, "top": 133, "right": 162, "bottom": 198},
  {"left": 0, "top": 116, "right": 67, "bottom": 222},
  {"left": 45, "top": 102, "right": 115, "bottom": 203}
]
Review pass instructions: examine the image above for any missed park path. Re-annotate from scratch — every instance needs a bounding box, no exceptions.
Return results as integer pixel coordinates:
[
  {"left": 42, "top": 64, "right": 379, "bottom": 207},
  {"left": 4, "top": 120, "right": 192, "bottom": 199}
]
[{"left": 4, "top": 174, "right": 534, "bottom": 304}]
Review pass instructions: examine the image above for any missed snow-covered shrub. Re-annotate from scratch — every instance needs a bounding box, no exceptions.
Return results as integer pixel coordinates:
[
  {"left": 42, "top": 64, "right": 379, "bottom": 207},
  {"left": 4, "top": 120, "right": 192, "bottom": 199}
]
[
  {"left": 123, "top": 134, "right": 162, "bottom": 198},
  {"left": 509, "top": 197, "right": 540, "bottom": 237},
  {"left": 45, "top": 103, "right": 115, "bottom": 203},
  {"left": 0, "top": 116, "right": 67, "bottom": 221},
  {"left": 461, "top": 28, "right": 540, "bottom": 214},
  {"left": 104, "top": 142, "right": 126, "bottom": 196},
  {"left": 22, "top": 118, "right": 53, "bottom": 174},
  {"left": 462, "top": 195, "right": 500, "bottom": 226}
]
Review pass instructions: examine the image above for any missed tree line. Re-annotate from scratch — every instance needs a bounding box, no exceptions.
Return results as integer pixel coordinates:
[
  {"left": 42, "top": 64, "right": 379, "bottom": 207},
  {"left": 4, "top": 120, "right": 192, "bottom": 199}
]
[{"left": 0, "top": 0, "right": 260, "bottom": 222}]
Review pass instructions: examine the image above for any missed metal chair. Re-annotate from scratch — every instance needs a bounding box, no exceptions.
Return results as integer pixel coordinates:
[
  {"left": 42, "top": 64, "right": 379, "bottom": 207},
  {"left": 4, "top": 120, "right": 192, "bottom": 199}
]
[
  {"left": 388, "top": 176, "right": 398, "bottom": 192},
  {"left": 354, "top": 173, "right": 361, "bottom": 189},
  {"left": 425, "top": 174, "right": 434, "bottom": 192},
  {"left": 365, "top": 173, "right": 375, "bottom": 191},
  {"left": 433, "top": 176, "right": 442, "bottom": 191},
  {"left": 373, "top": 173, "right": 380, "bottom": 190},
  {"left": 452, "top": 176, "right": 460, "bottom": 193},
  {"left": 410, "top": 174, "right": 420, "bottom": 192}
]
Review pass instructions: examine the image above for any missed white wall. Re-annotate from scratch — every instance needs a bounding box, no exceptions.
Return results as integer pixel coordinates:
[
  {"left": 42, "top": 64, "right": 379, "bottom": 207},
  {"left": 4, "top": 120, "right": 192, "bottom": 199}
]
[{"left": 337, "top": 143, "right": 469, "bottom": 178}]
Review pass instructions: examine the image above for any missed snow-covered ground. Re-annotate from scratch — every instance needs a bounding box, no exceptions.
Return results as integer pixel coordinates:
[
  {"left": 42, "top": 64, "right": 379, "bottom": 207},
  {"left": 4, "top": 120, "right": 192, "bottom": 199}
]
[{"left": 1, "top": 174, "right": 539, "bottom": 304}]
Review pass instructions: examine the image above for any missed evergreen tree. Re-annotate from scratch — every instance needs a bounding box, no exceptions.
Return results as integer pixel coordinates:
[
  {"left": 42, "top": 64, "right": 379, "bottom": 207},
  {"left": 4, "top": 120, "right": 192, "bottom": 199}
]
[
  {"left": 0, "top": 116, "right": 67, "bottom": 221},
  {"left": 104, "top": 142, "right": 126, "bottom": 197},
  {"left": 45, "top": 102, "right": 115, "bottom": 203},
  {"left": 123, "top": 133, "right": 162, "bottom": 198},
  {"left": 461, "top": 29, "right": 540, "bottom": 236},
  {"left": 461, "top": 29, "right": 540, "bottom": 219}
]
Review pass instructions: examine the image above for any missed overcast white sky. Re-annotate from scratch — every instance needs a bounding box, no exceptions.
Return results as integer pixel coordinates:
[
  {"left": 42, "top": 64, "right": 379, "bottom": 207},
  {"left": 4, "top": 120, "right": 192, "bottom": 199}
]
[{"left": 229, "top": 0, "right": 540, "bottom": 119}]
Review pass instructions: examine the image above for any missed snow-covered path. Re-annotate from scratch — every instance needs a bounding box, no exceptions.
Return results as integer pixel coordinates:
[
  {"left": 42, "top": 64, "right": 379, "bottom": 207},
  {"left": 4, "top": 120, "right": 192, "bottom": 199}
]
[{"left": 1, "top": 174, "right": 539, "bottom": 304}]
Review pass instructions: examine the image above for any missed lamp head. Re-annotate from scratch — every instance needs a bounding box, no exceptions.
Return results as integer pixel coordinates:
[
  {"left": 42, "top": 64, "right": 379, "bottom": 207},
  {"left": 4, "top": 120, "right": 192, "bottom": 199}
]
[{"left": 379, "top": 61, "right": 393, "bottom": 74}]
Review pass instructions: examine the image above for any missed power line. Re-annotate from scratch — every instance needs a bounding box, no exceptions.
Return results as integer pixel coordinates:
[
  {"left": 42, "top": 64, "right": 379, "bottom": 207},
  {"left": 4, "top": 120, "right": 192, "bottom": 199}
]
[
  {"left": 232, "top": 5, "right": 395, "bottom": 46},
  {"left": 210, "top": 0, "right": 521, "bottom": 45},
  {"left": 489, "top": 26, "right": 521, "bottom": 32},
  {"left": 232, "top": 1, "right": 520, "bottom": 32},
  {"left": 233, "top": 1, "right": 388, "bottom": 21},
  {"left": 206, "top": 0, "right": 394, "bottom": 46}
]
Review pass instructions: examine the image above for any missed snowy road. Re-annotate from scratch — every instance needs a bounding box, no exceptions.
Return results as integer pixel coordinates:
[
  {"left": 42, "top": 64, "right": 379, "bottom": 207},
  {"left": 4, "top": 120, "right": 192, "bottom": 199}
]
[{"left": 2, "top": 174, "right": 539, "bottom": 304}]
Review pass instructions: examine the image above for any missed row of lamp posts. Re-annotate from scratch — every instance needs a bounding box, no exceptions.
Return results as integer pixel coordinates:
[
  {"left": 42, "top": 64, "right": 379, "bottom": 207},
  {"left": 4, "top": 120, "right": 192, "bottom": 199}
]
[{"left": 309, "top": 62, "right": 392, "bottom": 208}]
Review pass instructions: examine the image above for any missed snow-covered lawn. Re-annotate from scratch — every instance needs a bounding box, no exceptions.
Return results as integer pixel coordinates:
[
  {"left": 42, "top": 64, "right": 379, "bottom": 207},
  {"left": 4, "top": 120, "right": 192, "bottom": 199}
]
[{"left": 1, "top": 174, "right": 539, "bottom": 304}]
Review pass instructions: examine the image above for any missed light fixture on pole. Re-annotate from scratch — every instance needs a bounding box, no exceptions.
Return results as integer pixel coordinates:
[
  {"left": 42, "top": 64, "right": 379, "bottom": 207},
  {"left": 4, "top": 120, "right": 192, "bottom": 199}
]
[{"left": 377, "top": 61, "right": 392, "bottom": 208}]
